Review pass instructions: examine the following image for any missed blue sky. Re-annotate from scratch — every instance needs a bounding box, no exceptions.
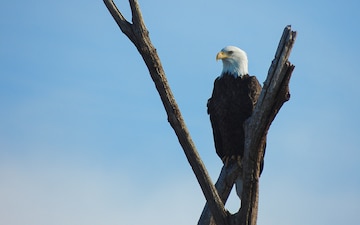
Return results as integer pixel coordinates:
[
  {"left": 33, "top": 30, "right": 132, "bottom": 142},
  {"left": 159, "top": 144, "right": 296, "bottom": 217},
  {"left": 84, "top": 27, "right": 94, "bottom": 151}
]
[{"left": 1, "top": 0, "right": 359, "bottom": 224}]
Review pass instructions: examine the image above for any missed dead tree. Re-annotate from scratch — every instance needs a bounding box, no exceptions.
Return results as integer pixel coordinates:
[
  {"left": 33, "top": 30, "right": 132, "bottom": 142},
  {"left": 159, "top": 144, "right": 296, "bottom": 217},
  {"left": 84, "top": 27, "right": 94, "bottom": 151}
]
[{"left": 103, "top": 1, "right": 297, "bottom": 225}]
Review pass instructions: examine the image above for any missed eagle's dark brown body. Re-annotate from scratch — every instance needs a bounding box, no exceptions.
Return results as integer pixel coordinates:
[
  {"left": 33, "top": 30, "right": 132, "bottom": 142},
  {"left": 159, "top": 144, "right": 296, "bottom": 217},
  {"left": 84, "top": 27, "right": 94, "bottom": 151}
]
[{"left": 207, "top": 73, "right": 262, "bottom": 163}]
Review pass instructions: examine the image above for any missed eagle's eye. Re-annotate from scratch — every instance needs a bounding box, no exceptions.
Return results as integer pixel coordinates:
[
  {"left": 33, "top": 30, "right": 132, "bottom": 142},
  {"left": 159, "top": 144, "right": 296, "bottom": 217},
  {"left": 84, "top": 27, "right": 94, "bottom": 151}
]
[{"left": 228, "top": 50, "right": 234, "bottom": 55}]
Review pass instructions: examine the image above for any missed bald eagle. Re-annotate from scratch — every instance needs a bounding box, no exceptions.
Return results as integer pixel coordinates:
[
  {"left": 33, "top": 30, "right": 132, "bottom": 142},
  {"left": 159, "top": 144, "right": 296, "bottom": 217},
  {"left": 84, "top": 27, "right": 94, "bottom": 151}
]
[{"left": 207, "top": 46, "right": 264, "bottom": 198}]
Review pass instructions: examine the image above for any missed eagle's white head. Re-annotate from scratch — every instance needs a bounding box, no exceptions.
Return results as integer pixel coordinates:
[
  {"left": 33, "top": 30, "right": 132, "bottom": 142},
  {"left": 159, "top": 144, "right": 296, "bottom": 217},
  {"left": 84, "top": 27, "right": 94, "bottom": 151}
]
[{"left": 216, "top": 46, "right": 248, "bottom": 77}]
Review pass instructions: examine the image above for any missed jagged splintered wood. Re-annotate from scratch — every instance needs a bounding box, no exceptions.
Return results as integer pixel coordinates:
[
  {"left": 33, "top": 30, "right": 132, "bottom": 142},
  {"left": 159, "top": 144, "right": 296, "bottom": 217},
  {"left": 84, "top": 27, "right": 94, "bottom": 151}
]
[
  {"left": 238, "top": 26, "right": 296, "bottom": 225},
  {"left": 103, "top": 1, "right": 296, "bottom": 225}
]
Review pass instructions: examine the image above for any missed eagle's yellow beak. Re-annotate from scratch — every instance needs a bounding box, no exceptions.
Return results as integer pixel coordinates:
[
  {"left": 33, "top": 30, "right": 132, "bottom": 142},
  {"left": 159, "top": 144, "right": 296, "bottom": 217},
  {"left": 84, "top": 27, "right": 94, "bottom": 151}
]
[{"left": 216, "top": 51, "right": 228, "bottom": 61}]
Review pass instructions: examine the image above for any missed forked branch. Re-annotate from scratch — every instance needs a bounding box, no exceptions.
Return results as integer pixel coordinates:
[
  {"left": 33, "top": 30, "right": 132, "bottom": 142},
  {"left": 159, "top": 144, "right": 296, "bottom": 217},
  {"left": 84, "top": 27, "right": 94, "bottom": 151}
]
[{"left": 103, "top": 0, "right": 229, "bottom": 224}]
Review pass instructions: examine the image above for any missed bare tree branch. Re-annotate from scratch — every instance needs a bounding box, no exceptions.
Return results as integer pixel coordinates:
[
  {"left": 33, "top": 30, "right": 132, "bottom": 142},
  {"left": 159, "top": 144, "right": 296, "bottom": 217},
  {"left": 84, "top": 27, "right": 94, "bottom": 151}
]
[
  {"left": 128, "top": 0, "right": 143, "bottom": 26},
  {"left": 103, "top": 1, "right": 229, "bottom": 224},
  {"left": 238, "top": 26, "right": 297, "bottom": 225}
]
